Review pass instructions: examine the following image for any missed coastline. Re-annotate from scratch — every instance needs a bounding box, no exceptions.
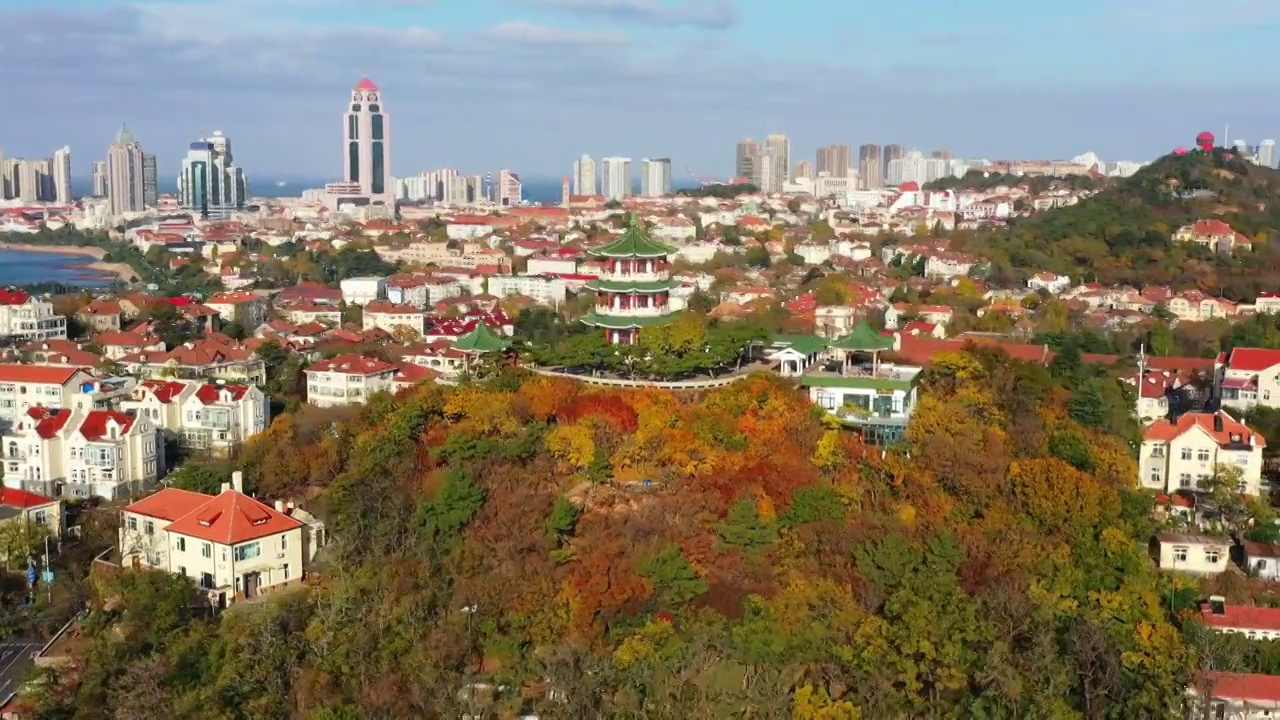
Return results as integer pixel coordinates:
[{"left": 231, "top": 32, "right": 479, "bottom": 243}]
[{"left": 0, "top": 242, "right": 136, "bottom": 283}]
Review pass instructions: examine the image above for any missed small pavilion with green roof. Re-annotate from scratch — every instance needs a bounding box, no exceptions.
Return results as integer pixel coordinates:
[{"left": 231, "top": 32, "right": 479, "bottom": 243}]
[
  {"left": 581, "top": 213, "right": 680, "bottom": 344},
  {"left": 452, "top": 321, "right": 510, "bottom": 375},
  {"left": 828, "top": 321, "right": 896, "bottom": 376}
]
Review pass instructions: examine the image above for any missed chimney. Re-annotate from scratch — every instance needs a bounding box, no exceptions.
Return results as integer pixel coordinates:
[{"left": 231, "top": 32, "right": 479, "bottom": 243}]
[
  {"left": 220, "top": 482, "right": 231, "bottom": 493},
  {"left": 1209, "top": 595, "right": 1227, "bottom": 616},
  {"left": 231, "top": 470, "right": 244, "bottom": 494},
  {"left": 274, "top": 499, "right": 284, "bottom": 513},
  {"left": 1213, "top": 414, "right": 1224, "bottom": 433}
]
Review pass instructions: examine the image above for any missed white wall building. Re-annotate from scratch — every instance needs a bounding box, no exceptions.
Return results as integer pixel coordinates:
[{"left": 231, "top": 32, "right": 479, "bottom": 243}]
[
  {"left": 0, "top": 291, "right": 66, "bottom": 342},
  {"left": 487, "top": 275, "right": 567, "bottom": 307},
  {"left": 305, "top": 354, "right": 398, "bottom": 408},
  {"left": 2, "top": 406, "right": 162, "bottom": 500},
  {"left": 600, "top": 157, "right": 632, "bottom": 201},
  {"left": 1139, "top": 411, "right": 1265, "bottom": 496},
  {"left": 120, "top": 380, "right": 268, "bottom": 456},
  {"left": 340, "top": 276, "right": 388, "bottom": 306}
]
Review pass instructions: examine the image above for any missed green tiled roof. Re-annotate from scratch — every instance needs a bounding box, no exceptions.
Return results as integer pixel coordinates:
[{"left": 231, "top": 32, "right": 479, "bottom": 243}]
[
  {"left": 580, "top": 312, "right": 675, "bottom": 330},
  {"left": 829, "top": 321, "right": 895, "bottom": 352},
  {"left": 585, "top": 278, "right": 681, "bottom": 293},
  {"left": 452, "top": 321, "right": 509, "bottom": 353},
  {"left": 589, "top": 213, "right": 675, "bottom": 258},
  {"left": 770, "top": 334, "right": 829, "bottom": 356}
]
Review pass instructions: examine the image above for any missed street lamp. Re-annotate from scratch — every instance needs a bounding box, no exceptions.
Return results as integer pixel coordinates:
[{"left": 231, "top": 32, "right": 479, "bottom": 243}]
[{"left": 461, "top": 605, "right": 479, "bottom": 718}]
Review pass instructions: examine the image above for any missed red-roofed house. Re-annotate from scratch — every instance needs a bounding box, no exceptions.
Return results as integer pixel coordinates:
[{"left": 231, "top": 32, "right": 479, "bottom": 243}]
[
  {"left": 305, "top": 354, "right": 398, "bottom": 408},
  {"left": 1218, "top": 347, "right": 1280, "bottom": 412},
  {"left": 0, "top": 291, "right": 66, "bottom": 342},
  {"left": 120, "top": 380, "right": 267, "bottom": 456},
  {"left": 1199, "top": 596, "right": 1280, "bottom": 640},
  {"left": 1173, "top": 219, "right": 1253, "bottom": 255},
  {"left": 0, "top": 486, "right": 62, "bottom": 540},
  {"left": 119, "top": 472, "right": 325, "bottom": 605},
  {"left": 1188, "top": 671, "right": 1280, "bottom": 718},
  {"left": 361, "top": 301, "right": 427, "bottom": 338},
  {"left": 0, "top": 364, "right": 95, "bottom": 432},
  {"left": 1140, "top": 410, "right": 1265, "bottom": 496},
  {"left": 205, "top": 291, "right": 267, "bottom": 330}
]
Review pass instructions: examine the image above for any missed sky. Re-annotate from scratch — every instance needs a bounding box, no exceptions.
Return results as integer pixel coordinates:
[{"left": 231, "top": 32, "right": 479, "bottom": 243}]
[{"left": 3, "top": 0, "right": 1280, "bottom": 182}]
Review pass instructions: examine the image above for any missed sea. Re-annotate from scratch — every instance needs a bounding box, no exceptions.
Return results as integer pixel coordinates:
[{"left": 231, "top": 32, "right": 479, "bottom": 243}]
[{"left": 0, "top": 249, "right": 117, "bottom": 289}]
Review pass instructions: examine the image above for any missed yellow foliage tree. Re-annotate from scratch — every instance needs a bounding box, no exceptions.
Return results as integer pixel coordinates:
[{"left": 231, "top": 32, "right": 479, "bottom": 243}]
[
  {"left": 793, "top": 684, "right": 861, "bottom": 719},
  {"left": 545, "top": 423, "right": 596, "bottom": 472}
]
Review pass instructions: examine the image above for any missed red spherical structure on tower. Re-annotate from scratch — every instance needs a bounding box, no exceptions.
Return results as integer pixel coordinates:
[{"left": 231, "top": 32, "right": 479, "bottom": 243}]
[{"left": 1196, "top": 131, "right": 1215, "bottom": 151}]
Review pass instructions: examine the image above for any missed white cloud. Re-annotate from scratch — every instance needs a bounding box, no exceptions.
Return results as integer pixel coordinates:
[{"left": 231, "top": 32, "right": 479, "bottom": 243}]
[
  {"left": 488, "top": 21, "right": 627, "bottom": 45},
  {"left": 521, "top": 0, "right": 738, "bottom": 29}
]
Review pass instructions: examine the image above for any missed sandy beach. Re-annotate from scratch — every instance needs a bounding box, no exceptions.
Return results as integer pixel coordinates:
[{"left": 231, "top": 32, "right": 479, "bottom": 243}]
[{"left": 0, "top": 242, "right": 137, "bottom": 283}]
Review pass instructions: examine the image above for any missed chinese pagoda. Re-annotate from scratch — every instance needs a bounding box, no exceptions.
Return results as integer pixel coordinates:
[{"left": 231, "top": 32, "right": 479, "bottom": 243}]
[{"left": 581, "top": 213, "right": 680, "bottom": 344}]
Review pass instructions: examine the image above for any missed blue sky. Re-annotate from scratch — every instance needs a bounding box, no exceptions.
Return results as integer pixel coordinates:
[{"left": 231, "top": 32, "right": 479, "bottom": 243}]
[{"left": 2, "top": 0, "right": 1279, "bottom": 182}]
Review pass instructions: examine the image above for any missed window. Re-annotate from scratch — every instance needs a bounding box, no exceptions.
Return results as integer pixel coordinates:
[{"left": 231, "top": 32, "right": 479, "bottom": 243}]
[
  {"left": 1258, "top": 560, "right": 1269, "bottom": 571},
  {"left": 201, "top": 543, "right": 212, "bottom": 559},
  {"left": 200, "top": 572, "right": 214, "bottom": 589},
  {"left": 234, "top": 542, "right": 261, "bottom": 561},
  {"left": 1205, "top": 549, "right": 1221, "bottom": 564},
  {"left": 1197, "top": 449, "right": 1212, "bottom": 462},
  {"left": 283, "top": 563, "right": 290, "bottom": 581},
  {"left": 127, "top": 516, "right": 137, "bottom": 531},
  {"left": 1151, "top": 446, "right": 1165, "bottom": 458},
  {"left": 176, "top": 537, "right": 186, "bottom": 552},
  {"left": 1148, "top": 470, "right": 1162, "bottom": 483},
  {"left": 1179, "top": 473, "right": 1192, "bottom": 488},
  {"left": 280, "top": 535, "right": 288, "bottom": 551},
  {"left": 32, "top": 510, "right": 46, "bottom": 525},
  {"left": 1181, "top": 448, "right": 1193, "bottom": 460},
  {"left": 1173, "top": 546, "right": 1188, "bottom": 562},
  {"left": 144, "top": 521, "right": 154, "bottom": 536},
  {"left": 178, "top": 566, "right": 186, "bottom": 577}
]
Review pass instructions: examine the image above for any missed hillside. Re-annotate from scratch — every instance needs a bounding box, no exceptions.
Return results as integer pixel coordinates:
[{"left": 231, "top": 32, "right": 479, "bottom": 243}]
[
  {"left": 22, "top": 356, "right": 1251, "bottom": 718},
  {"left": 957, "top": 149, "right": 1280, "bottom": 298}
]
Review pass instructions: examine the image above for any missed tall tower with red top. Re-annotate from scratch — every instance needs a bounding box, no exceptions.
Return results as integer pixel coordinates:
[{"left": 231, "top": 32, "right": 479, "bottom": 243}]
[
  {"left": 581, "top": 213, "right": 679, "bottom": 344},
  {"left": 343, "top": 78, "right": 393, "bottom": 207}
]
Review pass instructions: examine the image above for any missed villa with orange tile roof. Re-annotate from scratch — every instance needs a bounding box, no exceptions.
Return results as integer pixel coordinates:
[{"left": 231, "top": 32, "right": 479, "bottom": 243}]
[
  {"left": 1139, "top": 410, "right": 1265, "bottom": 496},
  {"left": 120, "top": 379, "right": 267, "bottom": 456},
  {"left": 1217, "top": 347, "right": 1280, "bottom": 412},
  {"left": 119, "top": 472, "right": 325, "bottom": 606}
]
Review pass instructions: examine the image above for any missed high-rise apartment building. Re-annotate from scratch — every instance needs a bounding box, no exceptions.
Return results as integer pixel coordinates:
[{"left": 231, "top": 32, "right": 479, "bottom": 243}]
[
  {"left": 858, "top": 144, "right": 883, "bottom": 189},
  {"left": 52, "top": 147, "right": 72, "bottom": 204},
  {"left": 91, "top": 161, "right": 108, "bottom": 197},
  {"left": 600, "top": 157, "right": 632, "bottom": 201},
  {"left": 735, "top": 138, "right": 758, "bottom": 182},
  {"left": 882, "top": 144, "right": 906, "bottom": 177},
  {"left": 572, "top": 155, "right": 596, "bottom": 196},
  {"left": 179, "top": 130, "right": 248, "bottom": 219},
  {"left": 640, "top": 158, "right": 672, "bottom": 197},
  {"left": 816, "top": 145, "right": 852, "bottom": 178},
  {"left": 497, "top": 169, "right": 521, "bottom": 207},
  {"left": 1260, "top": 140, "right": 1277, "bottom": 169},
  {"left": 325, "top": 78, "right": 394, "bottom": 211},
  {"left": 763, "top": 134, "right": 790, "bottom": 193},
  {"left": 142, "top": 153, "right": 157, "bottom": 208},
  {"left": 793, "top": 160, "right": 814, "bottom": 181},
  {"left": 886, "top": 150, "right": 959, "bottom": 186},
  {"left": 106, "top": 124, "right": 146, "bottom": 216},
  {"left": 930, "top": 149, "right": 954, "bottom": 160},
  {"left": 15, "top": 160, "right": 41, "bottom": 203}
]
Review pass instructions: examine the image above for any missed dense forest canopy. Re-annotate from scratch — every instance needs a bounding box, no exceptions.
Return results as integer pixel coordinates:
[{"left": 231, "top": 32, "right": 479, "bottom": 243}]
[{"left": 27, "top": 351, "right": 1256, "bottom": 718}]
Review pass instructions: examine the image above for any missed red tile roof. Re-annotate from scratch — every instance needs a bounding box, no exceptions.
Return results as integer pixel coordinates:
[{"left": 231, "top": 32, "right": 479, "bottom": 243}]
[
  {"left": 195, "top": 383, "right": 249, "bottom": 405},
  {"left": 77, "top": 411, "right": 137, "bottom": 441},
  {"left": 0, "top": 364, "right": 84, "bottom": 385},
  {"left": 1226, "top": 347, "right": 1280, "bottom": 372},
  {"left": 0, "top": 487, "right": 57, "bottom": 509},
  {"left": 1143, "top": 411, "right": 1265, "bottom": 448},
  {"left": 124, "top": 487, "right": 213, "bottom": 522},
  {"left": 0, "top": 290, "right": 31, "bottom": 305},
  {"left": 307, "top": 353, "right": 395, "bottom": 376},
  {"left": 1197, "top": 672, "right": 1280, "bottom": 702},
  {"left": 1200, "top": 602, "right": 1280, "bottom": 633},
  {"left": 163, "top": 490, "right": 303, "bottom": 545},
  {"left": 140, "top": 380, "right": 188, "bottom": 403},
  {"left": 25, "top": 407, "right": 73, "bottom": 439}
]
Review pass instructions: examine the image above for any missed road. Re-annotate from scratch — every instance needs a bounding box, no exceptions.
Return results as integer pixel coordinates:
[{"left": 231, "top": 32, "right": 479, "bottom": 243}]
[{"left": 0, "top": 639, "right": 43, "bottom": 703}]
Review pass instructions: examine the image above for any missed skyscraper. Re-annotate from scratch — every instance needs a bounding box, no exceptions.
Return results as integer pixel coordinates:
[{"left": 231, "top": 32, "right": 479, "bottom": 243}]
[
  {"left": 858, "top": 144, "right": 883, "bottom": 189},
  {"left": 882, "top": 144, "right": 905, "bottom": 178},
  {"left": 107, "top": 123, "right": 146, "bottom": 216},
  {"left": 179, "top": 130, "right": 248, "bottom": 219},
  {"left": 1260, "top": 140, "right": 1277, "bottom": 168},
  {"left": 142, "top": 153, "right": 157, "bottom": 208},
  {"left": 342, "top": 77, "right": 393, "bottom": 207},
  {"left": 15, "top": 160, "right": 41, "bottom": 203},
  {"left": 572, "top": 155, "right": 597, "bottom": 196},
  {"left": 52, "top": 146, "right": 72, "bottom": 204},
  {"left": 816, "top": 145, "right": 852, "bottom": 178},
  {"left": 91, "top": 161, "right": 108, "bottom": 197},
  {"left": 735, "top": 138, "right": 758, "bottom": 182},
  {"left": 640, "top": 158, "right": 672, "bottom": 197},
  {"left": 764, "top": 134, "right": 790, "bottom": 192},
  {"left": 600, "top": 157, "right": 632, "bottom": 201},
  {"left": 497, "top": 169, "right": 522, "bottom": 207}
]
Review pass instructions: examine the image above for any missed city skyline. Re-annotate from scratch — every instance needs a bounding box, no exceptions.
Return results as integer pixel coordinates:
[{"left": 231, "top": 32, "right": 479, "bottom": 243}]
[{"left": 3, "top": 0, "right": 1280, "bottom": 178}]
